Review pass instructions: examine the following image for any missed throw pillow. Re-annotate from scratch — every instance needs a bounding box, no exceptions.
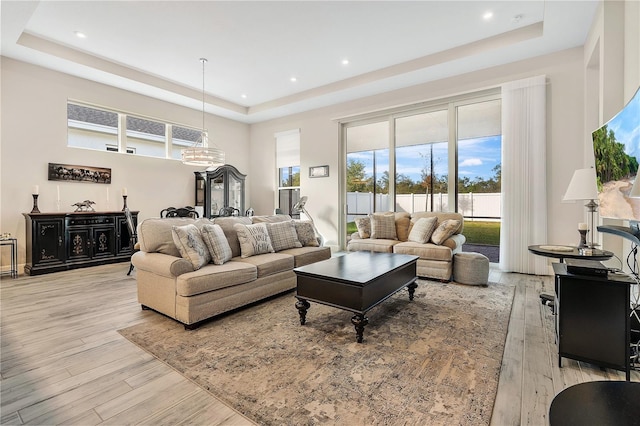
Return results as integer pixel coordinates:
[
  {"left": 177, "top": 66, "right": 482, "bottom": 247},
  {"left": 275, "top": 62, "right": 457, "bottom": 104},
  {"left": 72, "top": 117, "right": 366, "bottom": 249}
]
[
  {"left": 171, "top": 224, "right": 211, "bottom": 270},
  {"left": 267, "top": 220, "right": 303, "bottom": 251},
  {"left": 431, "top": 219, "right": 461, "bottom": 245},
  {"left": 354, "top": 216, "right": 371, "bottom": 238},
  {"left": 234, "top": 223, "right": 275, "bottom": 258},
  {"left": 294, "top": 221, "right": 320, "bottom": 247},
  {"left": 408, "top": 217, "right": 439, "bottom": 244},
  {"left": 369, "top": 212, "right": 397, "bottom": 240},
  {"left": 200, "top": 224, "right": 233, "bottom": 265}
]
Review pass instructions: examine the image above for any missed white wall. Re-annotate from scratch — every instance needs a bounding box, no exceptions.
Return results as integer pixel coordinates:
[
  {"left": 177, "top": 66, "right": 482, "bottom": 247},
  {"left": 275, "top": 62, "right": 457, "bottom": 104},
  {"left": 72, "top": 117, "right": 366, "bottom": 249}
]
[
  {"left": 250, "top": 47, "right": 587, "bottom": 252},
  {"left": 0, "top": 58, "right": 250, "bottom": 267}
]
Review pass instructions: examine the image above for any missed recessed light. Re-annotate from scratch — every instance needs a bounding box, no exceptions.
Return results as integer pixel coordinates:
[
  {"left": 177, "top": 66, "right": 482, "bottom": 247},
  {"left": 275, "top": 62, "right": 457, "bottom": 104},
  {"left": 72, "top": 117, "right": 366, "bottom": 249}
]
[
  {"left": 483, "top": 11, "right": 493, "bottom": 20},
  {"left": 74, "top": 31, "right": 87, "bottom": 39},
  {"left": 290, "top": 77, "right": 297, "bottom": 83},
  {"left": 241, "top": 94, "right": 247, "bottom": 99},
  {"left": 342, "top": 59, "right": 349, "bottom": 65}
]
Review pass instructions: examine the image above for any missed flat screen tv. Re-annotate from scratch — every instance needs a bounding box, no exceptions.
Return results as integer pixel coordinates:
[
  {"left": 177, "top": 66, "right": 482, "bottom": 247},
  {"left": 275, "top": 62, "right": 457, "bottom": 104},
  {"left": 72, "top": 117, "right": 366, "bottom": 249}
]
[{"left": 592, "top": 86, "right": 640, "bottom": 242}]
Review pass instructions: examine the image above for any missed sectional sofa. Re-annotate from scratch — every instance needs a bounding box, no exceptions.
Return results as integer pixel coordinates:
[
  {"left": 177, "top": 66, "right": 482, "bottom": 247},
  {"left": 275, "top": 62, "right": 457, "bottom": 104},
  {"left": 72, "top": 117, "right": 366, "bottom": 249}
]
[
  {"left": 132, "top": 214, "right": 331, "bottom": 328},
  {"left": 347, "top": 211, "right": 465, "bottom": 281}
]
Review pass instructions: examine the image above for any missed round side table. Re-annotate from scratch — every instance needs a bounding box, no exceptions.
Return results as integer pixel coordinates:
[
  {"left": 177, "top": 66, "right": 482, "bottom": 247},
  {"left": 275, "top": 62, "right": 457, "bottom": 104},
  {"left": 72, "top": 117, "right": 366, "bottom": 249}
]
[{"left": 549, "top": 381, "right": 640, "bottom": 425}]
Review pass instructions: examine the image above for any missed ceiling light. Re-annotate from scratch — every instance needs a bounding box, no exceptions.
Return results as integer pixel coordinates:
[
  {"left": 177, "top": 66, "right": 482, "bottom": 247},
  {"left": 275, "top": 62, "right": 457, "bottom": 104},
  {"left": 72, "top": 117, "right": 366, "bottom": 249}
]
[
  {"left": 241, "top": 94, "right": 247, "bottom": 99},
  {"left": 342, "top": 59, "right": 349, "bottom": 65},
  {"left": 483, "top": 11, "right": 493, "bottom": 20},
  {"left": 181, "top": 58, "right": 225, "bottom": 167},
  {"left": 74, "top": 31, "right": 87, "bottom": 39},
  {"left": 290, "top": 77, "right": 297, "bottom": 82}
]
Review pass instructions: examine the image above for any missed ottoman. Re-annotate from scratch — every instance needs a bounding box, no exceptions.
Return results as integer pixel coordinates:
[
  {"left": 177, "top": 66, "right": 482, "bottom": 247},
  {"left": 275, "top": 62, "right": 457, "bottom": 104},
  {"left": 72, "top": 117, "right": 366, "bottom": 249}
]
[{"left": 453, "top": 252, "right": 489, "bottom": 286}]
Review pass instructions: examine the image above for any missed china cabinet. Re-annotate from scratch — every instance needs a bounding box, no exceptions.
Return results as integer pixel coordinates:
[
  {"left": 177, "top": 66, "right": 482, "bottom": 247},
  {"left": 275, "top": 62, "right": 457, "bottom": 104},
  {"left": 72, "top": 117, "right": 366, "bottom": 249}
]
[{"left": 195, "top": 165, "right": 246, "bottom": 218}]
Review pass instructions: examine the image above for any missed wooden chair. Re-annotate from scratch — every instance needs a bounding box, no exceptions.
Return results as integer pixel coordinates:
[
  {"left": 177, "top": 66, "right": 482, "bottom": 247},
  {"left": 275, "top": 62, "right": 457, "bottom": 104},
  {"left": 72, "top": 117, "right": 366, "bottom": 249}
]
[
  {"left": 124, "top": 207, "right": 138, "bottom": 275},
  {"left": 160, "top": 206, "right": 199, "bottom": 218}
]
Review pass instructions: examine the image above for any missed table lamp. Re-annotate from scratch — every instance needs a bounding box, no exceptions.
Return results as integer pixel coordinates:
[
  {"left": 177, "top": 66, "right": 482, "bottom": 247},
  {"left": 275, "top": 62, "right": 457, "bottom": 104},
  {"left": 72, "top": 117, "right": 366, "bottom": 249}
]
[{"left": 563, "top": 168, "right": 599, "bottom": 248}]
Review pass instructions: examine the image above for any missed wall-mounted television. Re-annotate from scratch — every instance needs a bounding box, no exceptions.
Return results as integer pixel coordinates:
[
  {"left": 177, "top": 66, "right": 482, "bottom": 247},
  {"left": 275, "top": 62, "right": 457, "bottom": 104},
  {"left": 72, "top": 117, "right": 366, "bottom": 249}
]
[{"left": 593, "top": 86, "right": 640, "bottom": 243}]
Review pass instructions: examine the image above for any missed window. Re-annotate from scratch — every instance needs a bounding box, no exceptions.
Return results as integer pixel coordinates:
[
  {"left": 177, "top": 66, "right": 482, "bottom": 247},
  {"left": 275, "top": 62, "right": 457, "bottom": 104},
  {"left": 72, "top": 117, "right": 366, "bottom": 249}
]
[
  {"left": 67, "top": 101, "right": 200, "bottom": 160},
  {"left": 276, "top": 129, "right": 301, "bottom": 216}
]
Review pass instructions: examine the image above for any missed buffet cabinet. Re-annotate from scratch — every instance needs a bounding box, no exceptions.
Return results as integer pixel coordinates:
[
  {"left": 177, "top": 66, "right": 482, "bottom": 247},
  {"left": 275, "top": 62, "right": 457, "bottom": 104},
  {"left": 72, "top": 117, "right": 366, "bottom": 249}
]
[
  {"left": 195, "top": 164, "right": 246, "bottom": 218},
  {"left": 23, "top": 211, "right": 138, "bottom": 275}
]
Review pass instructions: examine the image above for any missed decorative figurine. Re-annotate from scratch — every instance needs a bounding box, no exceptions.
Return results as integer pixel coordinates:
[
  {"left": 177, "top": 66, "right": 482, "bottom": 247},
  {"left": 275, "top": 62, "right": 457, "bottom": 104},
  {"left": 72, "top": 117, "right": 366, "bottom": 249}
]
[{"left": 72, "top": 200, "right": 96, "bottom": 212}]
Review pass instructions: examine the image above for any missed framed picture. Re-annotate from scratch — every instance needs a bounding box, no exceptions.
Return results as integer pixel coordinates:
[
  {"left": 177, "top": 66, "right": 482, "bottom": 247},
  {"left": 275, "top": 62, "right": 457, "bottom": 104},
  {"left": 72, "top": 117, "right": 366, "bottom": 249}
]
[
  {"left": 48, "top": 163, "right": 111, "bottom": 184},
  {"left": 309, "top": 165, "right": 329, "bottom": 178}
]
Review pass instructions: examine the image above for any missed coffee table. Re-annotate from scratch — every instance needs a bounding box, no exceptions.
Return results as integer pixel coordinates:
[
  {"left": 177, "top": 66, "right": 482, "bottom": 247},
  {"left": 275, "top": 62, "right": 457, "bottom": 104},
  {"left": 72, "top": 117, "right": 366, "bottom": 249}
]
[{"left": 293, "top": 251, "right": 419, "bottom": 343}]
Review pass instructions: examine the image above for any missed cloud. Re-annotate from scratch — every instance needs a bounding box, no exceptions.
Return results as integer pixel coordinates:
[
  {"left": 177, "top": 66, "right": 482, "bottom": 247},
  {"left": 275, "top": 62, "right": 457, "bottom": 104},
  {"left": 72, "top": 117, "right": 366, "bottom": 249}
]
[{"left": 460, "top": 158, "right": 483, "bottom": 167}]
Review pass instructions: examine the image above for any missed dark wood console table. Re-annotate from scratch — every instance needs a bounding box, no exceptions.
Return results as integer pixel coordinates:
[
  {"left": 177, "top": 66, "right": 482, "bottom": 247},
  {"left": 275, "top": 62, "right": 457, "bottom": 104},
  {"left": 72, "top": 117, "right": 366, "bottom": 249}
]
[
  {"left": 553, "top": 263, "right": 634, "bottom": 380},
  {"left": 24, "top": 211, "right": 138, "bottom": 275}
]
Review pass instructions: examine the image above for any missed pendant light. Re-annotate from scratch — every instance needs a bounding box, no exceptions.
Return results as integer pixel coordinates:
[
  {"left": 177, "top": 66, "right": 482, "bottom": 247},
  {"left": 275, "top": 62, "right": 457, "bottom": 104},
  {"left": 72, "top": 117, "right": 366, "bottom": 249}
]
[{"left": 181, "top": 58, "right": 225, "bottom": 167}]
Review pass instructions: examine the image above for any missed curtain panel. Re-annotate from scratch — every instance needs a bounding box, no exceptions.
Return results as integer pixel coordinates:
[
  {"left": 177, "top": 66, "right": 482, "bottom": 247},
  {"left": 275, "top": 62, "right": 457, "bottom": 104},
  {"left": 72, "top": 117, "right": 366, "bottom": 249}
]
[{"left": 499, "top": 75, "right": 549, "bottom": 275}]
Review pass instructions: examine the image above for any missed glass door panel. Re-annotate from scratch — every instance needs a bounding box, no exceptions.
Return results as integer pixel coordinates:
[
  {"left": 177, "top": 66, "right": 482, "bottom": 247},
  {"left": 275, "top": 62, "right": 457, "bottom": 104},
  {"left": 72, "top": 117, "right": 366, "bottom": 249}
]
[{"left": 210, "top": 176, "right": 224, "bottom": 215}]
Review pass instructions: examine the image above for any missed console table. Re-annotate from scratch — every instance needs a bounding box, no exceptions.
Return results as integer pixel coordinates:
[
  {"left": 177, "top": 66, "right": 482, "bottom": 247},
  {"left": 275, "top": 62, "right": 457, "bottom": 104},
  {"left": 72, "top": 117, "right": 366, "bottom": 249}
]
[
  {"left": 23, "top": 211, "right": 138, "bottom": 275},
  {"left": 553, "top": 263, "right": 633, "bottom": 380}
]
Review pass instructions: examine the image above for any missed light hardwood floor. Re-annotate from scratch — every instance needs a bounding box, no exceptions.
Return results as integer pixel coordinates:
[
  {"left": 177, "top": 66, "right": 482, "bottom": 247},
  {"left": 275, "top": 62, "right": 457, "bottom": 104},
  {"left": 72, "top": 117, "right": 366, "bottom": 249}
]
[{"left": 1, "top": 263, "right": 638, "bottom": 425}]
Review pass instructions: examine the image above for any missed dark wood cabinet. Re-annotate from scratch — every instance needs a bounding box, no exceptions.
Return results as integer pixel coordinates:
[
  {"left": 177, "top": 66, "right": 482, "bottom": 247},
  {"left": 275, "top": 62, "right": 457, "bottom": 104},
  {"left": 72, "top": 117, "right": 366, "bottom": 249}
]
[
  {"left": 553, "top": 263, "right": 633, "bottom": 380},
  {"left": 24, "top": 211, "right": 138, "bottom": 275},
  {"left": 195, "top": 164, "right": 246, "bottom": 218}
]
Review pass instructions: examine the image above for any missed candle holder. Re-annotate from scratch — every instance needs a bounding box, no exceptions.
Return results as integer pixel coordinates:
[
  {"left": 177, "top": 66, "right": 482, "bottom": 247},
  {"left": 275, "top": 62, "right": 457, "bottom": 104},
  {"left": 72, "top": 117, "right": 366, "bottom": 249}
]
[
  {"left": 122, "top": 195, "right": 128, "bottom": 211},
  {"left": 578, "top": 229, "right": 588, "bottom": 248},
  {"left": 31, "top": 194, "right": 41, "bottom": 213}
]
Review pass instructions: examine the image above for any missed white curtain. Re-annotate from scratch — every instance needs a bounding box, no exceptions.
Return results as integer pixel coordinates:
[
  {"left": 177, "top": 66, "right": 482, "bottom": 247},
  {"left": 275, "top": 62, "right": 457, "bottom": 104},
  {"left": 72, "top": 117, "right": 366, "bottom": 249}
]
[{"left": 499, "top": 75, "right": 549, "bottom": 275}]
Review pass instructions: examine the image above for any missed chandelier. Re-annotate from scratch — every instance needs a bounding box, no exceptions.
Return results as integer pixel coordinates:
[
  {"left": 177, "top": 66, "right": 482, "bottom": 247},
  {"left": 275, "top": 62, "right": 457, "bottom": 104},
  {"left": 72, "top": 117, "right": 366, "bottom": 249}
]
[{"left": 182, "top": 58, "right": 225, "bottom": 167}]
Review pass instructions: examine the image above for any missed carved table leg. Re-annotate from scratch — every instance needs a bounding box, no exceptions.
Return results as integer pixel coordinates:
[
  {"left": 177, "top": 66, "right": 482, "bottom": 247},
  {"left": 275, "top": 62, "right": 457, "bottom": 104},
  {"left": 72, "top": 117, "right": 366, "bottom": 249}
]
[
  {"left": 295, "top": 298, "right": 310, "bottom": 325},
  {"left": 351, "top": 314, "right": 369, "bottom": 343},
  {"left": 407, "top": 281, "right": 418, "bottom": 301}
]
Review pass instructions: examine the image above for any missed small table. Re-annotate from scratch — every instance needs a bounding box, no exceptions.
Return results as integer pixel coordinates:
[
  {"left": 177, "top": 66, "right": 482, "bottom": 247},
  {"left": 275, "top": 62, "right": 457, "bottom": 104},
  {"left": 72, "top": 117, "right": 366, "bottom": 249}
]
[
  {"left": 293, "top": 252, "right": 418, "bottom": 343},
  {"left": 549, "top": 381, "right": 640, "bottom": 425},
  {"left": 0, "top": 237, "right": 18, "bottom": 278}
]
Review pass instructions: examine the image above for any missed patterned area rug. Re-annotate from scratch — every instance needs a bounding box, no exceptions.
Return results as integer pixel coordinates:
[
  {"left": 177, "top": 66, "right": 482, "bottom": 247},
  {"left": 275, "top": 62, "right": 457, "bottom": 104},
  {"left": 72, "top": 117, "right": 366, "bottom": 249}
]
[{"left": 119, "top": 279, "right": 514, "bottom": 425}]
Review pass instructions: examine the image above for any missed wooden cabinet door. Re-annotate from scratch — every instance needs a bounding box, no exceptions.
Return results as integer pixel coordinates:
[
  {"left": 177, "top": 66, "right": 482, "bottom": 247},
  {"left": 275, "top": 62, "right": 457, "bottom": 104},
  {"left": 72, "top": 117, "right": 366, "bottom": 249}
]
[{"left": 34, "top": 219, "right": 65, "bottom": 265}]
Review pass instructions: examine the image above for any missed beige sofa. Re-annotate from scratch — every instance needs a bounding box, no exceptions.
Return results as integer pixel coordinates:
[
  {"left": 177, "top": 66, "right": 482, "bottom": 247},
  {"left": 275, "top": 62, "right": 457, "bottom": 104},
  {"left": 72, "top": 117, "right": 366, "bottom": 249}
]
[
  {"left": 347, "top": 211, "right": 465, "bottom": 281},
  {"left": 132, "top": 215, "right": 331, "bottom": 329}
]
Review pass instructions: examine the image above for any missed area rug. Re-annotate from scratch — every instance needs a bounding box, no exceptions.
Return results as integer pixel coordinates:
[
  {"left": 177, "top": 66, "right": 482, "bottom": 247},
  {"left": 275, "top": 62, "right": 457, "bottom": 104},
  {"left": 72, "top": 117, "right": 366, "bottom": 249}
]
[{"left": 119, "top": 279, "right": 514, "bottom": 425}]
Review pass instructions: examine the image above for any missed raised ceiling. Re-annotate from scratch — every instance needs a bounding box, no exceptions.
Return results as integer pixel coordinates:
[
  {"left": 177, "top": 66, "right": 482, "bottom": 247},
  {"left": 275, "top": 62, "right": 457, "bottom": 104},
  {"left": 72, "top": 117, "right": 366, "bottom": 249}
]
[{"left": 1, "top": 1, "right": 599, "bottom": 123}]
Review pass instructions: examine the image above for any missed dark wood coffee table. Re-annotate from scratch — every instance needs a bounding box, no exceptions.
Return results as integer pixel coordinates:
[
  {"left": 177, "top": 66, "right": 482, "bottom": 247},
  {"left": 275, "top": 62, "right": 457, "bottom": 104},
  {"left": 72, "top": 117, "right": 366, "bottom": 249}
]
[{"left": 293, "top": 251, "right": 419, "bottom": 343}]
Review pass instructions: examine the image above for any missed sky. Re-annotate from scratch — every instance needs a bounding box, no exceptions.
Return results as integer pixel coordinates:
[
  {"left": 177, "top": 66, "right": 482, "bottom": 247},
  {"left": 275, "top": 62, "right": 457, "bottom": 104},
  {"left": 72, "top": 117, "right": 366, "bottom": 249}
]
[{"left": 348, "top": 135, "right": 502, "bottom": 183}]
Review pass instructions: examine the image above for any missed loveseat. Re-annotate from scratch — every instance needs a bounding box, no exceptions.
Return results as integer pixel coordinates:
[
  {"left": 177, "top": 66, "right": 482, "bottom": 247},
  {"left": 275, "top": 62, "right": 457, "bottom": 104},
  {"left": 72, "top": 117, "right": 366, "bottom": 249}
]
[
  {"left": 347, "top": 211, "right": 465, "bottom": 281},
  {"left": 132, "top": 214, "right": 331, "bottom": 328}
]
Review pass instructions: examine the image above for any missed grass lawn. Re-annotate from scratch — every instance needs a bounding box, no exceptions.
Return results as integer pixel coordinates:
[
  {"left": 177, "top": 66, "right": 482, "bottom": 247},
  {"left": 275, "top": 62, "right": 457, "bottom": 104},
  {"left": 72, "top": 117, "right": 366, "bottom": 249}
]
[{"left": 346, "top": 219, "right": 500, "bottom": 245}]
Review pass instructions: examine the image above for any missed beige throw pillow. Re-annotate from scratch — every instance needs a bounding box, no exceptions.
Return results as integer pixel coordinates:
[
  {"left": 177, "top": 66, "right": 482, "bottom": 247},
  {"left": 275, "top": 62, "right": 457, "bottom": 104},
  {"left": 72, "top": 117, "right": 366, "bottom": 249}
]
[
  {"left": 294, "top": 221, "right": 319, "bottom": 247},
  {"left": 354, "top": 216, "right": 371, "bottom": 238},
  {"left": 369, "top": 212, "right": 397, "bottom": 240},
  {"left": 171, "top": 224, "right": 211, "bottom": 270},
  {"left": 267, "top": 221, "right": 302, "bottom": 251},
  {"left": 408, "top": 217, "right": 439, "bottom": 244},
  {"left": 431, "top": 219, "right": 461, "bottom": 245},
  {"left": 234, "top": 223, "right": 275, "bottom": 258},
  {"left": 200, "top": 224, "right": 233, "bottom": 265}
]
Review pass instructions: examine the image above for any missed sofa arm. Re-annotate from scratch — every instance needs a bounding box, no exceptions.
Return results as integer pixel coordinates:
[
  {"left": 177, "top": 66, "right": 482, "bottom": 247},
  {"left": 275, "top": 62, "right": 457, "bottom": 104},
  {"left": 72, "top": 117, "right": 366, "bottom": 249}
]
[
  {"left": 444, "top": 233, "right": 466, "bottom": 251},
  {"left": 132, "top": 251, "right": 194, "bottom": 278},
  {"left": 350, "top": 232, "right": 362, "bottom": 240}
]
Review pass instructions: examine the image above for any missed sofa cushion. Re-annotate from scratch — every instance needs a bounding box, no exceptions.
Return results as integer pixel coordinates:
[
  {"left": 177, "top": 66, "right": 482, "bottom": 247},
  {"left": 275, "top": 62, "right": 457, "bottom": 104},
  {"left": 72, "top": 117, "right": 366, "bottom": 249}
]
[
  {"left": 279, "top": 246, "right": 332, "bottom": 267},
  {"left": 370, "top": 212, "right": 397, "bottom": 240},
  {"left": 293, "top": 221, "right": 319, "bottom": 247},
  {"left": 411, "top": 211, "right": 464, "bottom": 235},
  {"left": 431, "top": 219, "right": 461, "bottom": 245},
  {"left": 347, "top": 238, "right": 399, "bottom": 253},
  {"left": 234, "top": 223, "right": 275, "bottom": 258},
  {"left": 171, "top": 224, "right": 211, "bottom": 270},
  {"left": 200, "top": 224, "right": 233, "bottom": 265},
  {"left": 394, "top": 212, "right": 412, "bottom": 242},
  {"left": 212, "top": 216, "right": 253, "bottom": 258},
  {"left": 393, "top": 241, "right": 453, "bottom": 262},
  {"left": 408, "top": 217, "right": 438, "bottom": 244},
  {"left": 251, "top": 214, "right": 292, "bottom": 224},
  {"left": 176, "top": 261, "right": 257, "bottom": 297},
  {"left": 354, "top": 217, "right": 371, "bottom": 238},
  {"left": 139, "top": 217, "right": 198, "bottom": 257},
  {"left": 233, "top": 252, "right": 294, "bottom": 278},
  {"left": 267, "top": 220, "right": 302, "bottom": 252}
]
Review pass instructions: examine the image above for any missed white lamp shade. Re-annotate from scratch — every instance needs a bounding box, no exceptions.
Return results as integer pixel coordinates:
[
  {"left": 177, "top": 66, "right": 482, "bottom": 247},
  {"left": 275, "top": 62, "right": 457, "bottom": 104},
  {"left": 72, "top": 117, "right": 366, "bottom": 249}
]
[
  {"left": 563, "top": 168, "right": 599, "bottom": 201},
  {"left": 630, "top": 176, "right": 640, "bottom": 198}
]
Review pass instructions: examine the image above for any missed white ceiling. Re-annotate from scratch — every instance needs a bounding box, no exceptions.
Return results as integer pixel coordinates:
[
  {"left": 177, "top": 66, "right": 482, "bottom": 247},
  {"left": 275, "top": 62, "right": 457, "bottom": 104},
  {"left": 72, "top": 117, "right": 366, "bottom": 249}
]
[{"left": 1, "top": 1, "right": 599, "bottom": 123}]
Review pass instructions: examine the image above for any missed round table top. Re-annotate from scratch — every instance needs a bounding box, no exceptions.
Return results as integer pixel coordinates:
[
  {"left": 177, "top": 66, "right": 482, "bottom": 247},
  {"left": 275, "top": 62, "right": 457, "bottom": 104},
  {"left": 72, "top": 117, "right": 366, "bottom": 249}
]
[
  {"left": 549, "top": 381, "right": 640, "bottom": 425},
  {"left": 528, "top": 244, "right": 613, "bottom": 261}
]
